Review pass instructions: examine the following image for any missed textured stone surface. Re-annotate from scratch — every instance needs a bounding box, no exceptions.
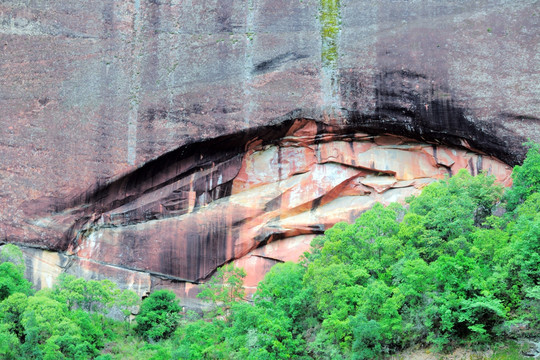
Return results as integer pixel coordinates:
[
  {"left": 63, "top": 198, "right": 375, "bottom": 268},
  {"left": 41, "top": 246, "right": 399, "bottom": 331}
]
[
  {"left": 17, "top": 246, "right": 69, "bottom": 290},
  {"left": 18, "top": 119, "right": 513, "bottom": 301},
  {"left": 16, "top": 246, "right": 151, "bottom": 296},
  {"left": 0, "top": 0, "right": 538, "bottom": 300}
]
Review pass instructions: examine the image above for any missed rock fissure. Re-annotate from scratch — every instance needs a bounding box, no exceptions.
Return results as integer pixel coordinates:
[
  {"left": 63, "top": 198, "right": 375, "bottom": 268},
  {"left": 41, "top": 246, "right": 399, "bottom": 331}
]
[{"left": 250, "top": 254, "right": 285, "bottom": 264}]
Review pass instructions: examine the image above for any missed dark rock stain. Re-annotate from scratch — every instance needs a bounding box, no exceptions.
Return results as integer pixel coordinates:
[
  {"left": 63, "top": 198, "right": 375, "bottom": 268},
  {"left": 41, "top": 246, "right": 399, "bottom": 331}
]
[
  {"left": 101, "top": 2, "right": 114, "bottom": 38},
  {"left": 349, "top": 141, "right": 356, "bottom": 166},
  {"left": 252, "top": 52, "right": 310, "bottom": 76},
  {"left": 35, "top": 120, "right": 302, "bottom": 251},
  {"left": 38, "top": 97, "right": 50, "bottom": 106},
  {"left": 147, "top": 0, "right": 162, "bottom": 34},
  {"left": 264, "top": 194, "right": 282, "bottom": 212},
  {"left": 477, "top": 156, "right": 483, "bottom": 174},
  {"left": 28, "top": 90, "right": 526, "bottom": 254},
  {"left": 142, "top": 105, "right": 206, "bottom": 125},
  {"left": 311, "top": 196, "right": 323, "bottom": 212},
  {"left": 216, "top": 0, "right": 234, "bottom": 32},
  {"left": 183, "top": 214, "right": 230, "bottom": 281},
  {"left": 468, "top": 157, "right": 475, "bottom": 175},
  {"left": 346, "top": 70, "right": 525, "bottom": 166}
]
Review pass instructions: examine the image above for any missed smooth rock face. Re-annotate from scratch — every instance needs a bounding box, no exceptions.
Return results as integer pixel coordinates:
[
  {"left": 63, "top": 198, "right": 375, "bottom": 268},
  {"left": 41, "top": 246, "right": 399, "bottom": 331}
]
[
  {"left": 17, "top": 246, "right": 69, "bottom": 290},
  {"left": 0, "top": 0, "right": 538, "bottom": 301},
  {"left": 19, "top": 119, "right": 512, "bottom": 301},
  {"left": 18, "top": 246, "right": 150, "bottom": 297}
]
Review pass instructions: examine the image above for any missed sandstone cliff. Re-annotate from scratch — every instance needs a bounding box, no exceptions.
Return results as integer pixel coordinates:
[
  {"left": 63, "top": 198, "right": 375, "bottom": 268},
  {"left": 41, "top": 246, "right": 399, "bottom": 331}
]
[{"left": 0, "top": 0, "right": 538, "bottom": 303}]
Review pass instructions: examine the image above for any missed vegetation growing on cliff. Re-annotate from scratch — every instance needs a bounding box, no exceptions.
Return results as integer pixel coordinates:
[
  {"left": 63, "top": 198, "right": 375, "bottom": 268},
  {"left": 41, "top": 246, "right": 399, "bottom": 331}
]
[
  {"left": 319, "top": 0, "right": 341, "bottom": 68},
  {"left": 0, "top": 143, "right": 538, "bottom": 359}
]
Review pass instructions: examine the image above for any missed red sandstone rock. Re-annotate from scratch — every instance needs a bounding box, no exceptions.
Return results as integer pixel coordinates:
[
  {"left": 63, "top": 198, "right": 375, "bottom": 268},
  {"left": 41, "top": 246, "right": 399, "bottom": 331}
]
[
  {"left": 1, "top": 0, "right": 537, "bottom": 304},
  {"left": 17, "top": 121, "right": 513, "bottom": 303}
]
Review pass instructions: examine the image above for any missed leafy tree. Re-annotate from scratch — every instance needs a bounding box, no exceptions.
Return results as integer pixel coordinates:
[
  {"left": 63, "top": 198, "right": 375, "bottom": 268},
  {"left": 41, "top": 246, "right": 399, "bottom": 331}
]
[
  {"left": 505, "top": 141, "right": 540, "bottom": 211},
  {"left": 351, "top": 313, "right": 383, "bottom": 360},
  {"left": 0, "top": 262, "right": 32, "bottom": 301},
  {"left": 20, "top": 310, "right": 42, "bottom": 360},
  {"left": 508, "top": 193, "right": 540, "bottom": 288},
  {"left": 135, "top": 289, "right": 181, "bottom": 342},
  {"left": 303, "top": 203, "right": 403, "bottom": 350},
  {"left": 0, "top": 292, "right": 28, "bottom": 342},
  {"left": 0, "top": 144, "right": 536, "bottom": 359},
  {"left": 115, "top": 288, "right": 141, "bottom": 329},
  {"left": 254, "top": 262, "right": 316, "bottom": 336},
  {"left": 21, "top": 293, "right": 71, "bottom": 344},
  {"left": 0, "top": 244, "right": 32, "bottom": 301},
  {"left": 51, "top": 274, "right": 117, "bottom": 314},
  {"left": 0, "top": 244, "right": 26, "bottom": 275},
  {"left": 0, "top": 322, "right": 20, "bottom": 360},
  {"left": 174, "top": 319, "right": 227, "bottom": 359},
  {"left": 405, "top": 170, "right": 502, "bottom": 261},
  {"left": 197, "top": 263, "right": 246, "bottom": 312},
  {"left": 225, "top": 301, "right": 304, "bottom": 360}
]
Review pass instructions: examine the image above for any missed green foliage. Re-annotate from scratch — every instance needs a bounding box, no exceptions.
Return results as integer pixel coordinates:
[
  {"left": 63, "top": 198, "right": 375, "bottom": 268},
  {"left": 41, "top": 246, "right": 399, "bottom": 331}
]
[
  {"left": 0, "top": 245, "right": 141, "bottom": 359},
  {"left": 0, "top": 244, "right": 32, "bottom": 301},
  {"left": 351, "top": 313, "right": 383, "bottom": 360},
  {"left": 254, "top": 262, "right": 316, "bottom": 332},
  {"left": 225, "top": 301, "right": 306, "bottom": 359},
  {"left": 116, "top": 288, "right": 141, "bottom": 328},
  {"left": 1, "top": 144, "right": 538, "bottom": 359},
  {"left": 406, "top": 170, "right": 503, "bottom": 261},
  {"left": 0, "top": 262, "right": 32, "bottom": 301},
  {"left": 0, "top": 292, "right": 28, "bottom": 341},
  {"left": 197, "top": 263, "right": 246, "bottom": 311},
  {"left": 135, "top": 289, "right": 181, "bottom": 342},
  {"left": 51, "top": 273, "right": 118, "bottom": 314},
  {"left": 174, "top": 319, "right": 227, "bottom": 359},
  {"left": 20, "top": 310, "right": 42, "bottom": 359},
  {"left": 0, "top": 291, "right": 104, "bottom": 359},
  {"left": 252, "top": 156, "right": 533, "bottom": 357},
  {"left": 505, "top": 141, "right": 540, "bottom": 211},
  {"left": 0, "top": 244, "right": 26, "bottom": 274},
  {"left": 319, "top": 0, "right": 341, "bottom": 68},
  {"left": 0, "top": 322, "right": 21, "bottom": 359},
  {"left": 304, "top": 203, "right": 404, "bottom": 349}
]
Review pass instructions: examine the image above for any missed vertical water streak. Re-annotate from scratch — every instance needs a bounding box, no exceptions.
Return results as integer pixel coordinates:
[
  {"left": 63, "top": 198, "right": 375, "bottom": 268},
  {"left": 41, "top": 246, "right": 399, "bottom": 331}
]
[
  {"left": 127, "top": 0, "right": 143, "bottom": 165},
  {"left": 243, "top": 0, "right": 256, "bottom": 127}
]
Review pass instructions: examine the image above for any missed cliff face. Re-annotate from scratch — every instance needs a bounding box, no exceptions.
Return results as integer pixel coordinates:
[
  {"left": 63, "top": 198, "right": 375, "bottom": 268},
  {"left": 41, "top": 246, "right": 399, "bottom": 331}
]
[
  {"left": 1, "top": 0, "right": 538, "bottom": 301},
  {"left": 20, "top": 119, "right": 513, "bottom": 302}
]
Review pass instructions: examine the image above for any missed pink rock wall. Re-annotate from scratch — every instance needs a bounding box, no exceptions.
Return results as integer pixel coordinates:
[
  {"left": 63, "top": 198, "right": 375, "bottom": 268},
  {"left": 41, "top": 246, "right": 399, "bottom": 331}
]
[
  {"left": 20, "top": 119, "right": 513, "bottom": 302},
  {"left": 1, "top": 0, "right": 537, "bottom": 303}
]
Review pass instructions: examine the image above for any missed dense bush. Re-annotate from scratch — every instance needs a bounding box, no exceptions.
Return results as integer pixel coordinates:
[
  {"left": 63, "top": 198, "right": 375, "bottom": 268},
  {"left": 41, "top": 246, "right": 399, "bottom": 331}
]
[
  {"left": 135, "top": 289, "right": 181, "bottom": 342},
  {"left": 0, "top": 245, "right": 33, "bottom": 301}
]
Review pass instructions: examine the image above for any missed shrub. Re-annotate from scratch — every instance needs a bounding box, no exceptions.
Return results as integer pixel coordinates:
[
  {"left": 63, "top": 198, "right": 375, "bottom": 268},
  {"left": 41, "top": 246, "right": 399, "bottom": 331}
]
[{"left": 135, "top": 290, "right": 181, "bottom": 342}]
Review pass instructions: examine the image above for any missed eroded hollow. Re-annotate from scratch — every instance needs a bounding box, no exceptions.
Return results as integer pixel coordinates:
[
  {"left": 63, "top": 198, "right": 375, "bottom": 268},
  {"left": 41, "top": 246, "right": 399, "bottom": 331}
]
[{"left": 29, "top": 119, "right": 512, "bottom": 289}]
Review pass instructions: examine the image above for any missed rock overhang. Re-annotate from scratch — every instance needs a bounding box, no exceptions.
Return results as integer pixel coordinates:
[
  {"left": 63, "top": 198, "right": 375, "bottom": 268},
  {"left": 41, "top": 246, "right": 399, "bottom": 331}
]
[{"left": 19, "top": 117, "right": 514, "bottom": 290}]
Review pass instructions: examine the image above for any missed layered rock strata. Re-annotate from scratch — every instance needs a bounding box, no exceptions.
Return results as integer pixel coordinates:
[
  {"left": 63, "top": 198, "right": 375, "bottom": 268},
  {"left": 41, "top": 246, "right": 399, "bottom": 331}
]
[
  {"left": 20, "top": 119, "right": 512, "bottom": 300},
  {"left": 1, "top": 0, "right": 537, "bottom": 302},
  {"left": 2, "top": 0, "right": 538, "bottom": 250}
]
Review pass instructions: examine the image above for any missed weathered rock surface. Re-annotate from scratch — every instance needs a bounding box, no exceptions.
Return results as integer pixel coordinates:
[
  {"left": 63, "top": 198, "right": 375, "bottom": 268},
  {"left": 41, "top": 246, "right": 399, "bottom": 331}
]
[
  {"left": 0, "top": 0, "right": 538, "bottom": 301},
  {"left": 18, "top": 246, "right": 150, "bottom": 296},
  {"left": 19, "top": 119, "right": 513, "bottom": 301}
]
